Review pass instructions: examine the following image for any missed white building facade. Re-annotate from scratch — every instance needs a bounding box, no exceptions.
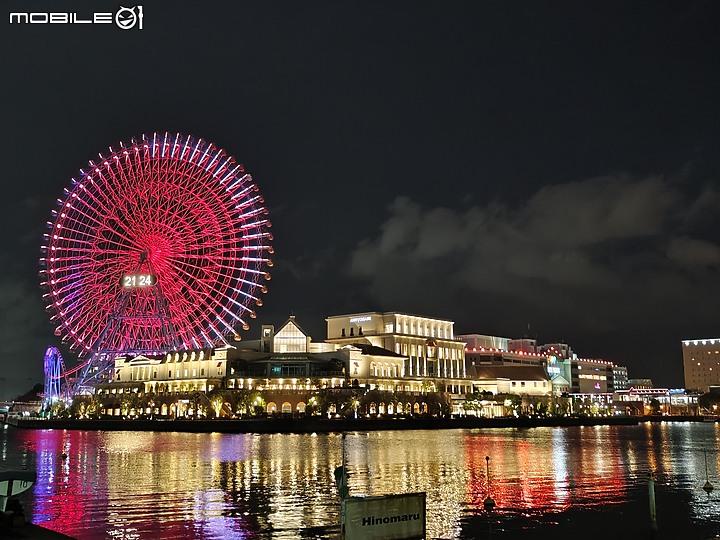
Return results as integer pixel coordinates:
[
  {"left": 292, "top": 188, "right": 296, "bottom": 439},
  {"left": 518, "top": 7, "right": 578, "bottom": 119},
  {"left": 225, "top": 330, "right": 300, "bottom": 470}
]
[{"left": 326, "top": 312, "right": 469, "bottom": 395}]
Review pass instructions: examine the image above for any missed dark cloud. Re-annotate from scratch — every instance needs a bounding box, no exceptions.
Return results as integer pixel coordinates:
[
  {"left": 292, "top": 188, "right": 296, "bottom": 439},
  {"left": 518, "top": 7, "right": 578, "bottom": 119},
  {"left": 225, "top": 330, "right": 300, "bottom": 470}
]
[{"left": 347, "top": 173, "right": 720, "bottom": 383}]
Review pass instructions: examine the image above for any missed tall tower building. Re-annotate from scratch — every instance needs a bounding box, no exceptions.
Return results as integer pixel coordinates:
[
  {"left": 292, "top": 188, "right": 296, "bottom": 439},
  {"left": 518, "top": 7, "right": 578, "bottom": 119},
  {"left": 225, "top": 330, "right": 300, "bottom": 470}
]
[{"left": 682, "top": 338, "right": 720, "bottom": 392}]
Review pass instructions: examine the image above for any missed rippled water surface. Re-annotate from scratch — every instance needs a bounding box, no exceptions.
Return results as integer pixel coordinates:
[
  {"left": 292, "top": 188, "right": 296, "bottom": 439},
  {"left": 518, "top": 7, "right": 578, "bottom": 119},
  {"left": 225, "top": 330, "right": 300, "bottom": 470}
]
[{"left": 3, "top": 422, "right": 720, "bottom": 539}]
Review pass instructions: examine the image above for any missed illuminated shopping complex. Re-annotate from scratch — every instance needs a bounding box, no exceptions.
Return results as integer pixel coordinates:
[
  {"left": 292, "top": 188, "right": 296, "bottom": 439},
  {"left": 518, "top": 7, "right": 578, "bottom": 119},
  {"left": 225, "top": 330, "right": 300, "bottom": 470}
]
[
  {"left": 36, "top": 133, "right": 700, "bottom": 420},
  {"left": 41, "top": 311, "right": 697, "bottom": 419}
]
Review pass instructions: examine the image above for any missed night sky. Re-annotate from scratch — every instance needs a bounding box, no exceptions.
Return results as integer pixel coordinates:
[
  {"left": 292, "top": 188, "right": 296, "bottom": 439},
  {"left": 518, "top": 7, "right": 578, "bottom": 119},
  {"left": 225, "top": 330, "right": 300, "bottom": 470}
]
[{"left": 2, "top": 1, "right": 720, "bottom": 398}]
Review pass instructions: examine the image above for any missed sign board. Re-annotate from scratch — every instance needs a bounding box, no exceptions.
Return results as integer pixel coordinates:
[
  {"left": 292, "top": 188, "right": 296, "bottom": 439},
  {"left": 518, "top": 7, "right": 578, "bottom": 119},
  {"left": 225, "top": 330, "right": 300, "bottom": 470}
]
[{"left": 344, "top": 492, "right": 426, "bottom": 540}]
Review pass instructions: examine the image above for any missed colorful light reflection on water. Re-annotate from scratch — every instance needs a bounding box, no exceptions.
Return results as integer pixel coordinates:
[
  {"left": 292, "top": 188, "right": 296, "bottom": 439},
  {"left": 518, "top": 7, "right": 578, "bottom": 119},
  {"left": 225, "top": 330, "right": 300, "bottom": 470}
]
[{"left": 2, "top": 423, "right": 720, "bottom": 539}]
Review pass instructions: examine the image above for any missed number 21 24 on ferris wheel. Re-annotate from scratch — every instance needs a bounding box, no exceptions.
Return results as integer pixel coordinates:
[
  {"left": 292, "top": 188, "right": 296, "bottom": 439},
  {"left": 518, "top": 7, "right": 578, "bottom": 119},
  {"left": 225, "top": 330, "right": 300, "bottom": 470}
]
[{"left": 120, "top": 274, "right": 157, "bottom": 288}]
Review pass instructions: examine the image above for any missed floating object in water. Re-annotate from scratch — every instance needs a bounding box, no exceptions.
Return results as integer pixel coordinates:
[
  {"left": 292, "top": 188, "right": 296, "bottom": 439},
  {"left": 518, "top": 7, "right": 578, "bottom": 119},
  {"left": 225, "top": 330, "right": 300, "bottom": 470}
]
[
  {"left": 704, "top": 450, "right": 714, "bottom": 495},
  {"left": 704, "top": 480, "right": 714, "bottom": 495},
  {"left": 484, "top": 455, "right": 496, "bottom": 512}
]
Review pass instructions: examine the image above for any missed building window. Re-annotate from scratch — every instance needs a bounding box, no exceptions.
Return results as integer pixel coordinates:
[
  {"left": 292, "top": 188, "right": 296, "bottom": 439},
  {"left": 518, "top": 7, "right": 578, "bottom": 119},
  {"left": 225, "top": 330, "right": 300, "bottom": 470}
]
[{"left": 201, "top": 369, "right": 204, "bottom": 376}]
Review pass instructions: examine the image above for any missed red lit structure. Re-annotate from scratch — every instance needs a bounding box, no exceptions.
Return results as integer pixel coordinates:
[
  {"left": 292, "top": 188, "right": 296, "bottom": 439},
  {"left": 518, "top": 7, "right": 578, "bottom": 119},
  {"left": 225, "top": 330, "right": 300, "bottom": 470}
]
[{"left": 40, "top": 133, "right": 272, "bottom": 395}]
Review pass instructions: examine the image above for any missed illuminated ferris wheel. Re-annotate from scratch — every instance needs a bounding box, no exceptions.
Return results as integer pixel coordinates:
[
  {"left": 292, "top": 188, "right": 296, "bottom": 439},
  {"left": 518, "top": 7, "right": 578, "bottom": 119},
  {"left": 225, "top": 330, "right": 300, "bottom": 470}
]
[{"left": 40, "top": 132, "right": 273, "bottom": 389}]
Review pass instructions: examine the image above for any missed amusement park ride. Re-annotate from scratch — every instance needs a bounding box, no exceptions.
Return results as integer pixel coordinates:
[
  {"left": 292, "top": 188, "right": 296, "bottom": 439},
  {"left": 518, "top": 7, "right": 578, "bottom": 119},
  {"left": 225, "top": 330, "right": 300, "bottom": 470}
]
[{"left": 39, "top": 133, "right": 273, "bottom": 405}]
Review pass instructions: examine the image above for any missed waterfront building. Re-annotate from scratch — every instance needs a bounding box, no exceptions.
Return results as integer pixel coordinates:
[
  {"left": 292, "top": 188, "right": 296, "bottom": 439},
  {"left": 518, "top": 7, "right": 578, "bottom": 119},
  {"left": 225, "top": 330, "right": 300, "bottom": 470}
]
[
  {"left": 459, "top": 334, "right": 547, "bottom": 368},
  {"left": 613, "top": 387, "right": 700, "bottom": 416},
  {"left": 84, "top": 312, "right": 638, "bottom": 419},
  {"left": 536, "top": 343, "right": 574, "bottom": 395},
  {"left": 93, "top": 348, "right": 230, "bottom": 416},
  {"left": 682, "top": 338, "right": 720, "bottom": 392},
  {"left": 462, "top": 364, "right": 552, "bottom": 417},
  {"left": 467, "top": 365, "right": 551, "bottom": 397},
  {"left": 545, "top": 355, "right": 571, "bottom": 395},
  {"left": 565, "top": 357, "right": 616, "bottom": 413},
  {"left": 325, "top": 312, "right": 468, "bottom": 394},
  {"left": 458, "top": 334, "right": 573, "bottom": 396},
  {"left": 571, "top": 357, "right": 613, "bottom": 394},
  {"left": 98, "top": 348, "right": 228, "bottom": 395},
  {"left": 94, "top": 315, "right": 443, "bottom": 417},
  {"left": 464, "top": 347, "right": 547, "bottom": 367},
  {"left": 228, "top": 316, "right": 433, "bottom": 412}
]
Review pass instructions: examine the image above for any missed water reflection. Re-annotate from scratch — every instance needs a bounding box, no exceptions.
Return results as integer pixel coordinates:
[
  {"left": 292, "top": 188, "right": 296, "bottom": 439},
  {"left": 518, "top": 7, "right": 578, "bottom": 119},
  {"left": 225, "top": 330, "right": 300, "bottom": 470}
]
[{"left": 1, "top": 423, "right": 720, "bottom": 538}]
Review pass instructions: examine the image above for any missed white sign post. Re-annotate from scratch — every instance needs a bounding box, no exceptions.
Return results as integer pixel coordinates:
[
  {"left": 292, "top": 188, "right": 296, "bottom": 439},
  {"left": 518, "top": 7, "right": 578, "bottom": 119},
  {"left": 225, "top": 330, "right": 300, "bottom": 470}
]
[{"left": 343, "top": 492, "right": 426, "bottom": 540}]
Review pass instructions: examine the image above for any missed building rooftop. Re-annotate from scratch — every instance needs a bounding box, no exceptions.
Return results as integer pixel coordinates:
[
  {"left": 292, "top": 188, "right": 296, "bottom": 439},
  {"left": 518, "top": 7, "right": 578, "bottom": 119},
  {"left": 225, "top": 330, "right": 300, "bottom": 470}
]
[{"left": 326, "top": 311, "right": 454, "bottom": 323}]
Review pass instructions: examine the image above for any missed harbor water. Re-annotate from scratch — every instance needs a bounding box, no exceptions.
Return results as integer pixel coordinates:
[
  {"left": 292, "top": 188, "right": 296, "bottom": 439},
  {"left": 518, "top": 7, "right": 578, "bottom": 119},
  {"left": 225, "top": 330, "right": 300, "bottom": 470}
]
[{"left": 2, "top": 422, "right": 720, "bottom": 539}]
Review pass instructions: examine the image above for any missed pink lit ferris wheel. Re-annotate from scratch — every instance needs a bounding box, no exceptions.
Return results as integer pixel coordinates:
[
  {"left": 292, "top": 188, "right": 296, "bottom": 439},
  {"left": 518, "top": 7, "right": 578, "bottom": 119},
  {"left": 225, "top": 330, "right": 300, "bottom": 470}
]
[{"left": 40, "top": 132, "right": 272, "bottom": 391}]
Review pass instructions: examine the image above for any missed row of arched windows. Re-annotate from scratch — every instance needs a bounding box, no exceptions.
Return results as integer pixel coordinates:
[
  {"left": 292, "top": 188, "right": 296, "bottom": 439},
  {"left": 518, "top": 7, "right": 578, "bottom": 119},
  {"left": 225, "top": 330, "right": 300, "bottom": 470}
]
[{"left": 370, "top": 362, "right": 400, "bottom": 378}]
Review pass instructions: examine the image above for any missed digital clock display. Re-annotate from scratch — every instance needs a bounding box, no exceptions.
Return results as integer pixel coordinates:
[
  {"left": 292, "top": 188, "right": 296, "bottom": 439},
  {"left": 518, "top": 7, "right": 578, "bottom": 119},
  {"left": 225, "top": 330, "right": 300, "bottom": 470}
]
[{"left": 121, "top": 274, "right": 157, "bottom": 288}]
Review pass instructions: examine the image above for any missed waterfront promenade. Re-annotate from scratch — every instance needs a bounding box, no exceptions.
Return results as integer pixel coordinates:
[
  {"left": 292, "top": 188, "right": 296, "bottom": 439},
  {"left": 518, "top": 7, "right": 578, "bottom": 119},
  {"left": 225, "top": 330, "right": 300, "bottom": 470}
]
[{"left": 5, "top": 414, "right": 649, "bottom": 433}]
